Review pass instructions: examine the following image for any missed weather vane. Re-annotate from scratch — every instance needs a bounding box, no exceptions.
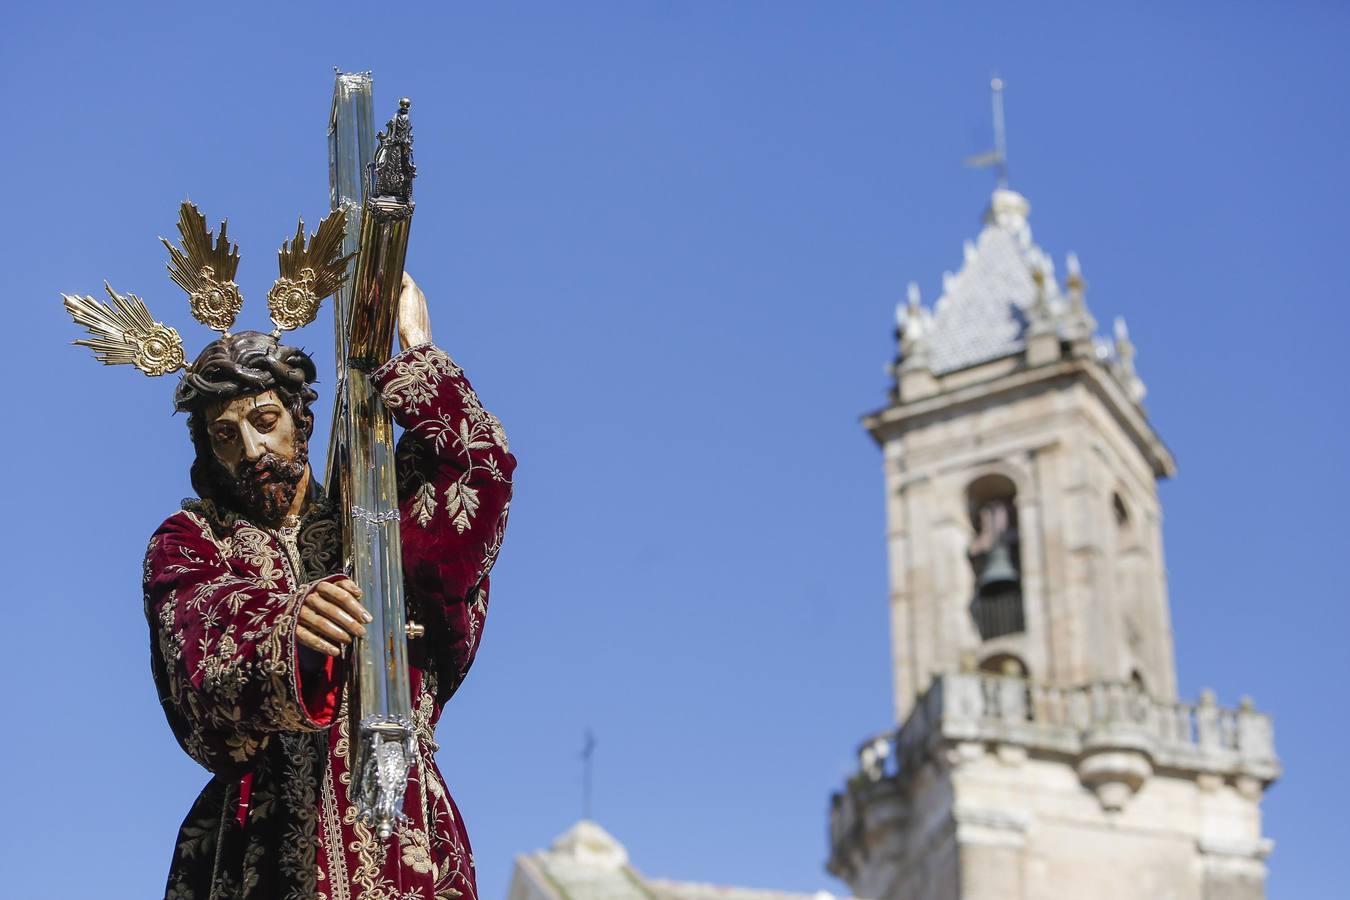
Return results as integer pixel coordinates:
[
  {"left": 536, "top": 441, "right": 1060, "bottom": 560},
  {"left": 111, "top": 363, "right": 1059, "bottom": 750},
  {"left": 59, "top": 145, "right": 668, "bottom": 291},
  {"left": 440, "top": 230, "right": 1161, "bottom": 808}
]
[{"left": 964, "top": 74, "right": 1008, "bottom": 188}]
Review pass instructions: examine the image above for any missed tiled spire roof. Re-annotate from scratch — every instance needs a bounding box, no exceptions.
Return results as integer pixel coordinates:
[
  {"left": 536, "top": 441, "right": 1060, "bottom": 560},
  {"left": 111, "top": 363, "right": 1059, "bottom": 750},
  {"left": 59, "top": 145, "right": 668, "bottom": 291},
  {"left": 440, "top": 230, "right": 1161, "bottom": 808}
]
[
  {"left": 890, "top": 187, "right": 1148, "bottom": 410},
  {"left": 912, "top": 188, "right": 1063, "bottom": 374}
]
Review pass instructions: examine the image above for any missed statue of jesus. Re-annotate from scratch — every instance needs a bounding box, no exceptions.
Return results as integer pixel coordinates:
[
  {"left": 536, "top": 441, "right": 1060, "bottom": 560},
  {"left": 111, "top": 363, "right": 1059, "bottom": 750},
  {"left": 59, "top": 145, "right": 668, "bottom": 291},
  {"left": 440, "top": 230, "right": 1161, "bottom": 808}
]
[{"left": 141, "top": 273, "right": 514, "bottom": 899}]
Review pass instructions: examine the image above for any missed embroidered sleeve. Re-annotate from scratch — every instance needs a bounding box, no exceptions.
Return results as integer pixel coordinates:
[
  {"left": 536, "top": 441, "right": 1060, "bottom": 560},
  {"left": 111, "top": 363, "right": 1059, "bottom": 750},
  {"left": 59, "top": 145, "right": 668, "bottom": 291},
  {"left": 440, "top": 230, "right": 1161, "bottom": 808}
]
[
  {"left": 371, "top": 343, "right": 516, "bottom": 705},
  {"left": 144, "top": 511, "right": 346, "bottom": 775}
]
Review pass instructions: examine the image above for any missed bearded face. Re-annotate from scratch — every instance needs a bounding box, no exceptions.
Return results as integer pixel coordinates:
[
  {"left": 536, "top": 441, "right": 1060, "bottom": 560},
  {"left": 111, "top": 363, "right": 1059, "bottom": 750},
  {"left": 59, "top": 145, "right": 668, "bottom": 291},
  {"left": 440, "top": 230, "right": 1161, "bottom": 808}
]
[
  {"left": 227, "top": 446, "right": 309, "bottom": 523},
  {"left": 202, "top": 389, "right": 311, "bottom": 525}
]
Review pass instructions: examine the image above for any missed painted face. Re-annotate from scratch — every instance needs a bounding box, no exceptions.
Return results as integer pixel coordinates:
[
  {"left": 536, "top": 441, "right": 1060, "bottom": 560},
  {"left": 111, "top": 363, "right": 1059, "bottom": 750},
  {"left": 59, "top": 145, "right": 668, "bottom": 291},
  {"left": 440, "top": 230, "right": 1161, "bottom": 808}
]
[
  {"left": 204, "top": 389, "right": 310, "bottom": 524},
  {"left": 205, "top": 389, "right": 299, "bottom": 475}
]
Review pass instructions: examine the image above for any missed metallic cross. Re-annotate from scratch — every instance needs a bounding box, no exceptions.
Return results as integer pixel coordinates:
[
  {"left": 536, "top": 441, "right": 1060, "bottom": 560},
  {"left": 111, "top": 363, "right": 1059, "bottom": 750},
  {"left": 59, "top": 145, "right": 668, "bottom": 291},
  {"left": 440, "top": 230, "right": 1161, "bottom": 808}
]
[
  {"left": 965, "top": 75, "right": 1009, "bottom": 188},
  {"left": 991, "top": 75, "right": 1008, "bottom": 187}
]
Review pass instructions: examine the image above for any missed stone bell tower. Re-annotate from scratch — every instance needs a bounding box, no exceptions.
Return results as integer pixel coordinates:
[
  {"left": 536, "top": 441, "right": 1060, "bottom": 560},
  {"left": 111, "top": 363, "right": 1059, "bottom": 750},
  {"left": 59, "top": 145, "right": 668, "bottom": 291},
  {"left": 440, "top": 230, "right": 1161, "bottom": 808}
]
[{"left": 826, "top": 187, "right": 1280, "bottom": 900}]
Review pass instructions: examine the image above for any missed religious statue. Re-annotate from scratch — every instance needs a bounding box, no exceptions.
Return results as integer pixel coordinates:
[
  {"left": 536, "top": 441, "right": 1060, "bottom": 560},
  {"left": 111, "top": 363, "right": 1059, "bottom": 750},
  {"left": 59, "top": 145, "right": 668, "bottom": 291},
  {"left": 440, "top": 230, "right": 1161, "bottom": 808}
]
[
  {"left": 62, "top": 81, "right": 514, "bottom": 900},
  {"left": 372, "top": 97, "right": 417, "bottom": 200}
]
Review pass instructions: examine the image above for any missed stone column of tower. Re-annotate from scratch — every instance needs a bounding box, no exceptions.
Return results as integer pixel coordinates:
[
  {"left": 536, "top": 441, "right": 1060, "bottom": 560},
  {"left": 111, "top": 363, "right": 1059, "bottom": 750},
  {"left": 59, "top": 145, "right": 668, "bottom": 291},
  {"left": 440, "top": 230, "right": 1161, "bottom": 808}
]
[{"left": 827, "top": 188, "right": 1280, "bottom": 900}]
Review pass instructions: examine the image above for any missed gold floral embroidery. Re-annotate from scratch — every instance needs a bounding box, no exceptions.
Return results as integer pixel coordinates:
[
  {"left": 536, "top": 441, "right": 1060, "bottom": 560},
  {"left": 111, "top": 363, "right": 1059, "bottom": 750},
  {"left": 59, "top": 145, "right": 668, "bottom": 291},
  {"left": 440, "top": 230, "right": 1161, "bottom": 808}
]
[
  {"left": 278, "top": 732, "right": 322, "bottom": 900},
  {"left": 379, "top": 345, "right": 511, "bottom": 535},
  {"left": 401, "top": 827, "right": 434, "bottom": 875},
  {"left": 480, "top": 504, "right": 510, "bottom": 582},
  {"left": 299, "top": 518, "right": 340, "bottom": 579},
  {"left": 456, "top": 382, "right": 508, "bottom": 455},
  {"left": 180, "top": 502, "right": 232, "bottom": 557},
  {"left": 412, "top": 689, "right": 439, "bottom": 752},
  {"left": 414, "top": 410, "right": 504, "bottom": 534},
  {"left": 233, "top": 526, "right": 284, "bottom": 589},
  {"left": 443, "top": 480, "right": 479, "bottom": 535},
  {"left": 346, "top": 806, "right": 398, "bottom": 899},
  {"left": 336, "top": 703, "right": 400, "bottom": 899},
  {"left": 147, "top": 509, "right": 329, "bottom": 779},
  {"left": 320, "top": 744, "right": 353, "bottom": 900},
  {"left": 411, "top": 482, "right": 437, "bottom": 527},
  {"left": 378, "top": 346, "right": 462, "bottom": 415}
]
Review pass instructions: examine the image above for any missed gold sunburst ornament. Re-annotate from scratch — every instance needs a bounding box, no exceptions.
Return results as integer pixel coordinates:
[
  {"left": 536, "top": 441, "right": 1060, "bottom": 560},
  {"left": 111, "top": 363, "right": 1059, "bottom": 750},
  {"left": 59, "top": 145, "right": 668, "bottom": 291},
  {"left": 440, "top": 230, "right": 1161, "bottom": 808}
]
[
  {"left": 162, "top": 202, "right": 245, "bottom": 334},
  {"left": 62, "top": 285, "right": 187, "bottom": 376},
  {"left": 62, "top": 200, "right": 352, "bottom": 378},
  {"left": 268, "top": 210, "right": 352, "bottom": 333}
]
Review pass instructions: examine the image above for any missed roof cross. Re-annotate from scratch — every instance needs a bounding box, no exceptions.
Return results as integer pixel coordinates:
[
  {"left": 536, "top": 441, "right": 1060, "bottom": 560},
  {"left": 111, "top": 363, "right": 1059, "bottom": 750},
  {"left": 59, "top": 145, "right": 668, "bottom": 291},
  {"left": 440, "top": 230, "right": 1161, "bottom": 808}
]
[{"left": 965, "top": 75, "right": 1009, "bottom": 188}]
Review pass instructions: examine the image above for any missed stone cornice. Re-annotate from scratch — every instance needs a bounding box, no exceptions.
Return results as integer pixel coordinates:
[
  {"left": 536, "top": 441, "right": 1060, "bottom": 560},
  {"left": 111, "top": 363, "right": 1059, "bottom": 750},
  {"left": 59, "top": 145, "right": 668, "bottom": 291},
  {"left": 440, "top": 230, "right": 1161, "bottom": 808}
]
[{"left": 863, "top": 356, "right": 1176, "bottom": 479}]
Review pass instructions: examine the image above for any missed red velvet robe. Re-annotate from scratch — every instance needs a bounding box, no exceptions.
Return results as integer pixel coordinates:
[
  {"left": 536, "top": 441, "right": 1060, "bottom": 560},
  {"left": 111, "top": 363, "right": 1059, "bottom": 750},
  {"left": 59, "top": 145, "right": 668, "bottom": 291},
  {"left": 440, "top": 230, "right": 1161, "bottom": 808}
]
[{"left": 143, "top": 344, "right": 515, "bottom": 900}]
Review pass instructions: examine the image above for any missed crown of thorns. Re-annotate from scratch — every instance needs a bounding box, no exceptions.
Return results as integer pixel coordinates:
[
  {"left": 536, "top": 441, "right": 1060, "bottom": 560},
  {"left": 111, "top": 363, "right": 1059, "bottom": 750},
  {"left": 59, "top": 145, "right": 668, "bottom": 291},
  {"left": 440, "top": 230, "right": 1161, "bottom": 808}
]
[{"left": 62, "top": 201, "right": 351, "bottom": 377}]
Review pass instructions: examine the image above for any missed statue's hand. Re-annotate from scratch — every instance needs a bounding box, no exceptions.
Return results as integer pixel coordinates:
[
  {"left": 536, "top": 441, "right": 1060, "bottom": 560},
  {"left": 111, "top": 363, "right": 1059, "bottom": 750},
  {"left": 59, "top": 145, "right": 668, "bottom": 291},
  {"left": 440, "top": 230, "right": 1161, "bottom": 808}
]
[
  {"left": 297, "top": 578, "right": 371, "bottom": 656},
  {"left": 398, "top": 272, "right": 432, "bottom": 350}
]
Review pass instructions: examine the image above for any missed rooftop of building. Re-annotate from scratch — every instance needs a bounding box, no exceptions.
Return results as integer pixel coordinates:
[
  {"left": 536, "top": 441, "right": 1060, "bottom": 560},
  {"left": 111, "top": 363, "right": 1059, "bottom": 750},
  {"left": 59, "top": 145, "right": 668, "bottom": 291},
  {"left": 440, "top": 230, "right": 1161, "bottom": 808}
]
[{"left": 508, "top": 821, "right": 859, "bottom": 900}]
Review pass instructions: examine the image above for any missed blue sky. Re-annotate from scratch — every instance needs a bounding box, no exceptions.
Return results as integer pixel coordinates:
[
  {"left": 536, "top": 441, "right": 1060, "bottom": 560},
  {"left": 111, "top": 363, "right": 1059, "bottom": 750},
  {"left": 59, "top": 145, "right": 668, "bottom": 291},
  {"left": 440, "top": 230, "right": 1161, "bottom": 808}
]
[{"left": 2, "top": 2, "right": 1346, "bottom": 898}]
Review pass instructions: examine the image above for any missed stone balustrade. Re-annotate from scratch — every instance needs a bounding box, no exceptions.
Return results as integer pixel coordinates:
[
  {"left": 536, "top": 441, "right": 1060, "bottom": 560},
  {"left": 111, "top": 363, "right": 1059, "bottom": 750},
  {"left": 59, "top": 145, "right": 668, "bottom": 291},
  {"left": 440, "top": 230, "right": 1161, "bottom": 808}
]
[
  {"left": 851, "top": 672, "right": 1279, "bottom": 788},
  {"left": 829, "top": 673, "right": 1280, "bottom": 882}
]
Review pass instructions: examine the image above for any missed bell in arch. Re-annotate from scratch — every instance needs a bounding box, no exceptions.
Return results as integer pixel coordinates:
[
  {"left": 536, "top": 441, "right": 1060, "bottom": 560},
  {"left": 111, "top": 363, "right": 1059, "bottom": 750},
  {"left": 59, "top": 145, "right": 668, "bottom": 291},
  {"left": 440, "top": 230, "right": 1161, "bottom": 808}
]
[{"left": 976, "top": 540, "right": 1020, "bottom": 595}]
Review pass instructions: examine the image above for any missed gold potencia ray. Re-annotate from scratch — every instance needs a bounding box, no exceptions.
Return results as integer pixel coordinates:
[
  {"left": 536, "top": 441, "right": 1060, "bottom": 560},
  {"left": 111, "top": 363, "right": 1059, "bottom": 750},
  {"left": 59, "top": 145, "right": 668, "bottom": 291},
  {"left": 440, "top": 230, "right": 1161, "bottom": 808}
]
[
  {"left": 62, "top": 284, "right": 186, "bottom": 376},
  {"left": 161, "top": 201, "right": 244, "bottom": 334},
  {"left": 268, "top": 209, "right": 353, "bottom": 333},
  {"left": 63, "top": 201, "right": 351, "bottom": 377}
]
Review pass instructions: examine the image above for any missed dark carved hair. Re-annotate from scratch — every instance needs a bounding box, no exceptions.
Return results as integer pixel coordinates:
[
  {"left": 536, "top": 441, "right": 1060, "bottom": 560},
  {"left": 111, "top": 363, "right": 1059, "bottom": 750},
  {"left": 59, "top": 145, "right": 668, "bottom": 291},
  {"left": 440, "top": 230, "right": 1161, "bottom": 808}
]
[{"left": 175, "top": 331, "right": 319, "bottom": 503}]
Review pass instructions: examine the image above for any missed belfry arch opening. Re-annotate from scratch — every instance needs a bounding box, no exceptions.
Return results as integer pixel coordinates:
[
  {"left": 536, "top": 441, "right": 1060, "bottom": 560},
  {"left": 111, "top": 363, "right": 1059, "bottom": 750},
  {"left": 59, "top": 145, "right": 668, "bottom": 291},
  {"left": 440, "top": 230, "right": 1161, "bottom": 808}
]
[
  {"left": 979, "top": 653, "right": 1029, "bottom": 679},
  {"left": 966, "top": 474, "right": 1025, "bottom": 641}
]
